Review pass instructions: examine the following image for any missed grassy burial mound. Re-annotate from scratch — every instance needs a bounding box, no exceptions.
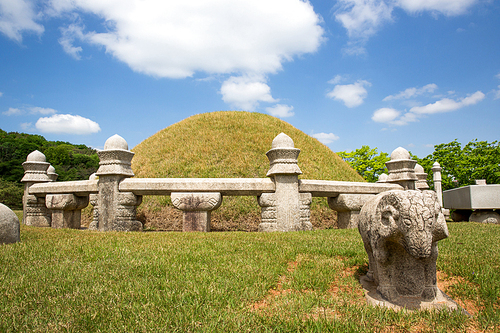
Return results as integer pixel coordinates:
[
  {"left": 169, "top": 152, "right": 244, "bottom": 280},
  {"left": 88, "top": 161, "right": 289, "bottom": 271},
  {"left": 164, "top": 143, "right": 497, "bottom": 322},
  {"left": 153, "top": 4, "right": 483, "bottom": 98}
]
[{"left": 131, "top": 111, "right": 364, "bottom": 231}]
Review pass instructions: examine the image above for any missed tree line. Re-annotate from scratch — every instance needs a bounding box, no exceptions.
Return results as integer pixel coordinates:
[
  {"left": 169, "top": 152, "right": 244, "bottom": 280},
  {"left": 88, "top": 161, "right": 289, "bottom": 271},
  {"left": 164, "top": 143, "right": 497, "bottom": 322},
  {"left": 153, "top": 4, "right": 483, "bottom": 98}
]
[
  {"left": 338, "top": 139, "right": 500, "bottom": 190},
  {"left": 0, "top": 129, "right": 99, "bottom": 209}
]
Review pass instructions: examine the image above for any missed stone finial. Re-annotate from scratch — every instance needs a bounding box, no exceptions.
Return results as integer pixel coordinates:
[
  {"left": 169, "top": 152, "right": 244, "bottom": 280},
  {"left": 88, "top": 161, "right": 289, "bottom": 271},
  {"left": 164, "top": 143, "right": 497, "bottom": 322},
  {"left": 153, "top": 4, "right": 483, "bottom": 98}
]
[
  {"left": 47, "top": 165, "right": 58, "bottom": 182},
  {"left": 266, "top": 133, "right": 302, "bottom": 177},
  {"left": 96, "top": 134, "right": 134, "bottom": 177},
  {"left": 431, "top": 162, "right": 443, "bottom": 208},
  {"left": 358, "top": 190, "right": 455, "bottom": 311},
  {"left": 475, "top": 179, "right": 487, "bottom": 185},
  {"left": 385, "top": 147, "right": 418, "bottom": 190},
  {"left": 21, "top": 150, "right": 50, "bottom": 183},
  {"left": 377, "top": 174, "right": 388, "bottom": 183},
  {"left": 415, "top": 164, "right": 429, "bottom": 190},
  {"left": 0, "top": 203, "right": 20, "bottom": 244}
]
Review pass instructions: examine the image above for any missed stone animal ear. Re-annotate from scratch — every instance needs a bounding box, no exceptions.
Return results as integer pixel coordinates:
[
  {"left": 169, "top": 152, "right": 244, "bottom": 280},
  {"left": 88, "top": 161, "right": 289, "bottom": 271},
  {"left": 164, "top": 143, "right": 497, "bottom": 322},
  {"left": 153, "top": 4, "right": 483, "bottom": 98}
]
[{"left": 379, "top": 192, "right": 401, "bottom": 226}]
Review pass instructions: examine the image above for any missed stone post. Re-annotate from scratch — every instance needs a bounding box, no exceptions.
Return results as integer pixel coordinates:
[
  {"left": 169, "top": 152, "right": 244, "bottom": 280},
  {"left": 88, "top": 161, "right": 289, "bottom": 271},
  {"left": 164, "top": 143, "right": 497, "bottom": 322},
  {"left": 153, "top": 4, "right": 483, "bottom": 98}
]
[
  {"left": 171, "top": 192, "right": 222, "bottom": 232},
  {"left": 328, "top": 194, "right": 374, "bottom": 229},
  {"left": 258, "top": 133, "right": 312, "bottom": 232},
  {"left": 47, "top": 165, "right": 58, "bottom": 182},
  {"left": 46, "top": 194, "right": 89, "bottom": 229},
  {"left": 431, "top": 162, "right": 443, "bottom": 208},
  {"left": 415, "top": 164, "right": 429, "bottom": 190},
  {"left": 385, "top": 147, "right": 418, "bottom": 190},
  {"left": 21, "top": 150, "right": 51, "bottom": 227},
  {"left": 96, "top": 135, "right": 143, "bottom": 232},
  {"left": 88, "top": 173, "right": 99, "bottom": 230}
]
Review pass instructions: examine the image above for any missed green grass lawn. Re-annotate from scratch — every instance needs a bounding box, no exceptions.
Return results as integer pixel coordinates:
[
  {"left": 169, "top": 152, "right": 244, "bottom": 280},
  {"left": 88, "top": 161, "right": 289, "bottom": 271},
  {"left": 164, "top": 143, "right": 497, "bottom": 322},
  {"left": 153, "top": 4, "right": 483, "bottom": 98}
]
[{"left": 0, "top": 223, "right": 498, "bottom": 332}]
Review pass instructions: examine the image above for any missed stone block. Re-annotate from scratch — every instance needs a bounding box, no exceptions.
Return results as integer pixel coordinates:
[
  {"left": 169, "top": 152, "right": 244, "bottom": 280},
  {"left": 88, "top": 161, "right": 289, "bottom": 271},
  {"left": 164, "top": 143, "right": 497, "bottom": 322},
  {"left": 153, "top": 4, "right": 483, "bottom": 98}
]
[
  {"left": 171, "top": 192, "right": 222, "bottom": 232},
  {"left": 443, "top": 184, "right": 500, "bottom": 210},
  {"left": 0, "top": 203, "right": 20, "bottom": 244},
  {"left": 469, "top": 210, "right": 500, "bottom": 224},
  {"left": 328, "top": 194, "right": 374, "bottom": 229},
  {"left": 46, "top": 194, "right": 89, "bottom": 229},
  {"left": 358, "top": 190, "right": 450, "bottom": 308}
]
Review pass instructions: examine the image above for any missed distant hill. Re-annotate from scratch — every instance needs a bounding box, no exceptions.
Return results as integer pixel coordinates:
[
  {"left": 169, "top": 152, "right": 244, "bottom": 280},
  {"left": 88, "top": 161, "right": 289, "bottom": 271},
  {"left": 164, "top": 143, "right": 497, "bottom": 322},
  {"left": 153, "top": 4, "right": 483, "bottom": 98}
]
[{"left": 132, "top": 111, "right": 364, "bottom": 231}]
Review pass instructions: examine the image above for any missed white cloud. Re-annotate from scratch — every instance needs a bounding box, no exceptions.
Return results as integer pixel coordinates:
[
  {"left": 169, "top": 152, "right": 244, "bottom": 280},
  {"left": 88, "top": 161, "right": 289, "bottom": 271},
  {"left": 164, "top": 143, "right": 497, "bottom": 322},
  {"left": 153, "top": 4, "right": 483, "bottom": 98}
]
[
  {"left": 30, "top": 107, "right": 57, "bottom": 115},
  {"left": 327, "top": 80, "right": 371, "bottom": 108},
  {"left": 334, "top": 0, "right": 480, "bottom": 52},
  {"left": 383, "top": 83, "right": 438, "bottom": 101},
  {"left": 58, "top": 23, "right": 84, "bottom": 60},
  {"left": 374, "top": 91, "right": 485, "bottom": 125},
  {"left": 0, "top": 92, "right": 3, "bottom": 97},
  {"left": 409, "top": 91, "right": 485, "bottom": 114},
  {"left": 311, "top": 132, "right": 340, "bottom": 144},
  {"left": 0, "top": 0, "right": 44, "bottom": 42},
  {"left": 40, "top": 0, "right": 325, "bottom": 80},
  {"left": 20, "top": 122, "right": 32, "bottom": 130},
  {"left": 372, "top": 107, "right": 400, "bottom": 123},
  {"left": 494, "top": 86, "right": 500, "bottom": 100},
  {"left": 496, "top": 73, "right": 500, "bottom": 80},
  {"left": 2, "top": 107, "right": 23, "bottom": 116},
  {"left": 220, "top": 75, "right": 277, "bottom": 111},
  {"left": 35, "top": 114, "right": 101, "bottom": 134},
  {"left": 265, "top": 104, "right": 294, "bottom": 118}
]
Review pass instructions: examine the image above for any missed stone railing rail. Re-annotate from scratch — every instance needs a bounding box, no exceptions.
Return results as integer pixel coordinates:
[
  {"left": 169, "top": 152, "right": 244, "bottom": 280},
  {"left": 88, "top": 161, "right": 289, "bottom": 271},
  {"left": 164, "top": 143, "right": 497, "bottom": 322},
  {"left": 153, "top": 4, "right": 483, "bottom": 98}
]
[{"left": 23, "top": 132, "right": 438, "bottom": 232}]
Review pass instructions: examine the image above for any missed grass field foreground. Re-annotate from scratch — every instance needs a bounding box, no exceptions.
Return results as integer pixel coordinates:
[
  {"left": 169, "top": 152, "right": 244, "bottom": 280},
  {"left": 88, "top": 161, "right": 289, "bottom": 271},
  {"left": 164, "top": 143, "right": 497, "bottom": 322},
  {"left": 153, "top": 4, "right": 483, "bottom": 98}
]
[{"left": 0, "top": 222, "right": 499, "bottom": 332}]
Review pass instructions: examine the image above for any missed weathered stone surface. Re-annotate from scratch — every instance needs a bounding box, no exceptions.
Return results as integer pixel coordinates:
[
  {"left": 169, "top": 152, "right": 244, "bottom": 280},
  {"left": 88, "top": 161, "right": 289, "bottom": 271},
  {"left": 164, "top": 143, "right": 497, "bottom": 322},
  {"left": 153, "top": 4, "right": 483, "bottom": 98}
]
[
  {"left": 358, "top": 190, "right": 450, "bottom": 308},
  {"left": 0, "top": 203, "right": 20, "bottom": 244},
  {"left": 47, "top": 165, "right": 58, "bottom": 182},
  {"left": 415, "top": 164, "right": 429, "bottom": 190},
  {"left": 171, "top": 192, "right": 223, "bottom": 232},
  {"left": 46, "top": 194, "right": 89, "bottom": 229},
  {"left": 385, "top": 147, "right": 418, "bottom": 190},
  {"left": 96, "top": 135, "right": 142, "bottom": 232},
  {"left": 469, "top": 210, "right": 500, "bottom": 224},
  {"left": 328, "top": 194, "right": 374, "bottom": 229},
  {"left": 443, "top": 184, "right": 500, "bottom": 210},
  {"left": 22, "top": 150, "right": 51, "bottom": 227}
]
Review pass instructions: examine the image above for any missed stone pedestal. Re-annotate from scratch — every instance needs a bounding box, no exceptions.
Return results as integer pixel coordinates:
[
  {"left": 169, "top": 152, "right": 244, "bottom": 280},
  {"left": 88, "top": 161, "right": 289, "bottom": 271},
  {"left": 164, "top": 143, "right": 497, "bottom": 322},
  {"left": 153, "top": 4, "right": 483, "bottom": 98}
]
[
  {"left": 21, "top": 150, "right": 51, "bottom": 227},
  {"left": 415, "top": 164, "right": 429, "bottom": 190},
  {"left": 328, "top": 194, "right": 374, "bottom": 229},
  {"left": 258, "top": 133, "right": 312, "bottom": 232},
  {"left": 171, "top": 192, "right": 222, "bottom": 232},
  {"left": 46, "top": 194, "right": 89, "bottom": 229},
  {"left": 96, "top": 135, "right": 142, "bottom": 232}
]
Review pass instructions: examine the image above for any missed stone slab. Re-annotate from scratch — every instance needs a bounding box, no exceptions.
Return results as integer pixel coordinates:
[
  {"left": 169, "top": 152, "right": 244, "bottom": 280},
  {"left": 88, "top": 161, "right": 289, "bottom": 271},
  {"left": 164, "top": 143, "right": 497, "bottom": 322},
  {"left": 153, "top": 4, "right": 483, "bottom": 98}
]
[
  {"left": 29, "top": 180, "right": 98, "bottom": 196},
  {"left": 298, "top": 180, "right": 402, "bottom": 197},
  {"left": 443, "top": 184, "right": 500, "bottom": 210},
  {"left": 360, "top": 275, "right": 466, "bottom": 313}
]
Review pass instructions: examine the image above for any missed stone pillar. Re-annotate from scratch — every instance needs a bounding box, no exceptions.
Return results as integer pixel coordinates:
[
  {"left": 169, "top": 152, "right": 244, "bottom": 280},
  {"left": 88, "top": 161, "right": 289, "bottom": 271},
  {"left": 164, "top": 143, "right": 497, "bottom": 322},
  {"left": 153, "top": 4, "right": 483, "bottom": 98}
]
[
  {"left": 328, "top": 194, "right": 374, "bottom": 229},
  {"left": 47, "top": 165, "right": 58, "bottom": 182},
  {"left": 171, "top": 192, "right": 222, "bottom": 232},
  {"left": 415, "top": 164, "right": 429, "bottom": 190},
  {"left": 88, "top": 173, "right": 99, "bottom": 230},
  {"left": 96, "top": 135, "right": 142, "bottom": 232},
  {"left": 431, "top": 162, "right": 443, "bottom": 208},
  {"left": 46, "top": 194, "right": 89, "bottom": 229},
  {"left": 385, "top": 147, "right": 418, "bottom": 190},
  {"left": 258, "top": 133, "right": 312, "bottom": 232},
  {"left": 21, "top": 150, "right": 51, "bottom": 227}
]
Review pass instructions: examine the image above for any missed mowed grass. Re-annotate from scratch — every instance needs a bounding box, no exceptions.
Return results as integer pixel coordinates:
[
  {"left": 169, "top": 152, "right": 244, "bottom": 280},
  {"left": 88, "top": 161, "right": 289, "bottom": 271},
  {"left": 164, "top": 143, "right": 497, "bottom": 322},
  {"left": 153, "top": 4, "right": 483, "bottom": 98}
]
[
  {"left": 131, "top": 111, "right": 364, "bottom": 231},
  {"left": 1, "top": 222, "right": 499, "bottom": 332}
]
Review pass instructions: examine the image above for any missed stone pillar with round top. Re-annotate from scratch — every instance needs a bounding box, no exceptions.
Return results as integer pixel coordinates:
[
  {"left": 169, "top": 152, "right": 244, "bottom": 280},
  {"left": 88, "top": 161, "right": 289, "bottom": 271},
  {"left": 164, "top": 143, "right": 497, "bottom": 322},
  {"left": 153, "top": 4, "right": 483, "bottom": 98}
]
[
  {"left": 258, "top": 133, "right": 312, "bottom": 232},
  {"left": 385, "top": 147, "right": 418, "bottom": 190},
  {"left": 21, "top": 150, "right": 51, "bottom": 227},
  {"left": 96, "top": 134, "right": 143, "bottom": 231},
  {"left": 415, "top": 163, "right": 430, "bottom": 190}
]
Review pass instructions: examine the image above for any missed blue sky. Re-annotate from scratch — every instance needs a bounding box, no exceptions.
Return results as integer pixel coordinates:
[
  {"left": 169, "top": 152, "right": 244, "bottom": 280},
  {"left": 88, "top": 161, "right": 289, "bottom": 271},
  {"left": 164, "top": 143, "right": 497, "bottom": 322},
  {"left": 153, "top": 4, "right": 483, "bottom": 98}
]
[{"left": 1, "top": 0, "right": 499, "bottom": 158}]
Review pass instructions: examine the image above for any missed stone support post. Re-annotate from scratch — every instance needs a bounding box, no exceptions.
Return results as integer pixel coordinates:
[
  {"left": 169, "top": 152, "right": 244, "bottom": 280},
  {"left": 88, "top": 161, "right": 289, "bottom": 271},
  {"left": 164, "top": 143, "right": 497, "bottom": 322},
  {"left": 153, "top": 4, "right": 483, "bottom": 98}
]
[
  {"left": 96, "top": 135, "right": 142, "bottom": 232},
  {"left": 88, "top": 173, "right": 99, "bottom": 230},
  {"left": 328, "top": 194, "right": 374, "bottom": 229},
  {"left": 385, "top": 147, "right": 418, "bottom": 190},
  {"left": 431, "top": 162, "right": 443, "bottom": 207},
  {"left": 258, "top": 133, "right": 312, "bottom": 232},
  {"left": 46, "top": 194, "right": 89, "bottom": 229},
  {"left": 171, "top": 192, "right": 222, "bottom": 232},
  {"left": 21, "top": 150, "right": 51, "bottom": 227}
]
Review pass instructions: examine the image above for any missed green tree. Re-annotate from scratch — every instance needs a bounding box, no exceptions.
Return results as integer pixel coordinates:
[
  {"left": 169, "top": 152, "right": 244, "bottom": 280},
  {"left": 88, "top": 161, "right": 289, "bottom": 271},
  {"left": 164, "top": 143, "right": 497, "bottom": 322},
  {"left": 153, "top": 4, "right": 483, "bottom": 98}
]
[{"left": 338, "top": 146, "right": 390, "bottom": 182}]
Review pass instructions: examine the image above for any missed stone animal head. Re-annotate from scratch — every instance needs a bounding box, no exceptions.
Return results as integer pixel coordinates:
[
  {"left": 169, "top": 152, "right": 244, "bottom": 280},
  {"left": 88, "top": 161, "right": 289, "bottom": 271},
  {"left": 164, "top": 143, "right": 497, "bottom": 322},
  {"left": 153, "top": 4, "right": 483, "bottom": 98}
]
[{"left": 373, "top": 190, "right": 448, "bottom": 258}]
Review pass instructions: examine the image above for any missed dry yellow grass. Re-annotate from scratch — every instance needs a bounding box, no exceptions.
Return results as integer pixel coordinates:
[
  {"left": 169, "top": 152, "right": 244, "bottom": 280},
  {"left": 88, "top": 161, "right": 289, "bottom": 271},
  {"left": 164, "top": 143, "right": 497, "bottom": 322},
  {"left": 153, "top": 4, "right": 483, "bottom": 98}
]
[{"left": 131, "top": 111, "right": 364, "bottom": 230}]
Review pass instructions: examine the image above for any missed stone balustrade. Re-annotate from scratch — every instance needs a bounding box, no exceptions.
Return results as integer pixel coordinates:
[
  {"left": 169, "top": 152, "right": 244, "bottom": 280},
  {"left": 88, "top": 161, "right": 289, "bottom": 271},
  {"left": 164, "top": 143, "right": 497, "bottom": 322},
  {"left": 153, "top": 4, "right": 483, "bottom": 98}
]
[{"left": 24, "top": 133, "right": 435, "bottom": 232}]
